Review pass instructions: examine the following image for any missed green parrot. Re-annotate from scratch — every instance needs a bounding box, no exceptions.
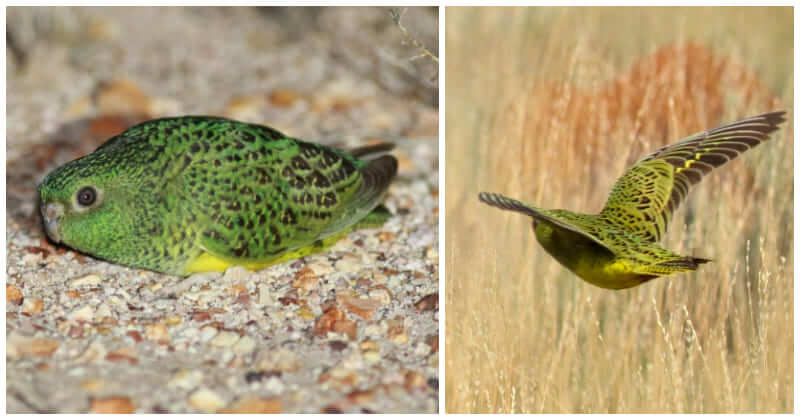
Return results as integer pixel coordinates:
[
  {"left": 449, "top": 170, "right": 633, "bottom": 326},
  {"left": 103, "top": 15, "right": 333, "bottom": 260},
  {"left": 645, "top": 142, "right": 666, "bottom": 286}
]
[
  {"left": 479, "top": 111, "right": 786, "bottom": 289},
  {"left": 38, "top": 116, "right": 398, "bottom": 276}
]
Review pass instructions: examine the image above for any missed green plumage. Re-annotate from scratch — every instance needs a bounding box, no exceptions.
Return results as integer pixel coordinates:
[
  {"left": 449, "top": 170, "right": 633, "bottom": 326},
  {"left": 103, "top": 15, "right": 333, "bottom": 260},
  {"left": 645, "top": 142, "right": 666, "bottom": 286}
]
[
  {"left": 38, "top": 116, "right": 397, "bottom": 276},
  {"left": 479, "top": 111, "right": 786, "bottom": 289}
]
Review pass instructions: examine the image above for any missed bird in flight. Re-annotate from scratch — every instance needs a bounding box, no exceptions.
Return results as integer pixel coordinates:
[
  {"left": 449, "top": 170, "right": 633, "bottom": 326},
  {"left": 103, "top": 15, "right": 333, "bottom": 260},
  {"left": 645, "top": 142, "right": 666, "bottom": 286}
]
[{"left": 479, "top": 111, "right": 786, "bottom": 289}]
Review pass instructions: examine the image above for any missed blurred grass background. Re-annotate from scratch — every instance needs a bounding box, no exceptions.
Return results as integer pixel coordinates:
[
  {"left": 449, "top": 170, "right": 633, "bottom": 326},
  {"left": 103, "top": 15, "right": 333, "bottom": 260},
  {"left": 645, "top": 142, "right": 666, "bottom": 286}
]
[{"left": 445, "top": 7, "right": 792, "bottom": 413}]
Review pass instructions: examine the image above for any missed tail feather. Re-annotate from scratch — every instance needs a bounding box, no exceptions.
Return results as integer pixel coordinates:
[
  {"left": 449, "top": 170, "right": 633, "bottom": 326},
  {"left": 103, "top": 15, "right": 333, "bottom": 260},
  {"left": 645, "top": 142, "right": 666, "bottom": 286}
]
[
  {"left": 321, "top": 155, "right": 397, "bottom": 237},
  {"left": 657, "top": 256, "right": 712, "bottom": 271},
  {"left": 349, "top": 143, "right": 395, "bottom": 159}
]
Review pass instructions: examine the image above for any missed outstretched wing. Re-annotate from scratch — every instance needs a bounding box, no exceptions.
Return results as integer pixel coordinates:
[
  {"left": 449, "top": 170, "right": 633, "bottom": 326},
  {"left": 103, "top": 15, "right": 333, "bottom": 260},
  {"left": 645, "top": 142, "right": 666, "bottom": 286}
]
[
  {"left": 600, "top": 111, "right": 786, "bottom": 242},
  {"left": 478, "top": 192, "right": 615, "bottom": 255}
]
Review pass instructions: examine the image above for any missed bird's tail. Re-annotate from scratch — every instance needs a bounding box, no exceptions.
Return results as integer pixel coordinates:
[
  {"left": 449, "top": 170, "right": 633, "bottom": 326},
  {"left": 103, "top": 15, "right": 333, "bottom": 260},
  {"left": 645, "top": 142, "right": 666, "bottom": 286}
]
[{"left": 478, "top": 192, "right": 539, "bottom": 218}]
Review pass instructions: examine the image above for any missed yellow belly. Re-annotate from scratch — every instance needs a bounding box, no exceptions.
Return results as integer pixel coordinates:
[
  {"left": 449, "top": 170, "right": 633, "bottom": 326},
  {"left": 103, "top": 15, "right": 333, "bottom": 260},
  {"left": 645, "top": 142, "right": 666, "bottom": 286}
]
[
  {"left": 573, "top": 259, "right": 656, "bottom": 290},
  {"left": 183, "top": 231, "right": 350, "bottom": 275}
]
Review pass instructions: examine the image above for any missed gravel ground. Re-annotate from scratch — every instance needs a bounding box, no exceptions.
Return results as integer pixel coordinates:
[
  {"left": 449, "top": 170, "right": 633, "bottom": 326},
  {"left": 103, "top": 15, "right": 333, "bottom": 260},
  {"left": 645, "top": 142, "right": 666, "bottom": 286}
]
[{"left": 6, "top": 7, "right": 438, "bottom": 413}]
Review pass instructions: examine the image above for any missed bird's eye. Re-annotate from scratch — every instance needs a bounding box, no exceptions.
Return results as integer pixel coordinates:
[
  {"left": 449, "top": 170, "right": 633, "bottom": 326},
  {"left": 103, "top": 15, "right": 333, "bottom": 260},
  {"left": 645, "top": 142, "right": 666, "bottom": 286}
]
[{"left": 76, "top": 186, "right": 97, "bottom": 206}]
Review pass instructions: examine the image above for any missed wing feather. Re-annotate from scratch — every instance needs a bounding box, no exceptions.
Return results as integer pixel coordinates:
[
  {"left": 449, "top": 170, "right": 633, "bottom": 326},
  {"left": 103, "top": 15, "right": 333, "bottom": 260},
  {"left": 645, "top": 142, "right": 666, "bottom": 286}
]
[{"left": 600, "top": 111, "right": 786, "bottom": 242}]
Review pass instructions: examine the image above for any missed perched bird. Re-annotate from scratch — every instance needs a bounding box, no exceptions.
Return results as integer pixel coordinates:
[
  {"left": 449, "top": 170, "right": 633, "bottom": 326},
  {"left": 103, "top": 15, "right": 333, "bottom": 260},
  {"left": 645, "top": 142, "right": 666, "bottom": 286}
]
[
  {"left": 38, "top": 116, "right": 397, "bottom": 276},
  {"left": 479, "top": 111, "right": 786, "bottom": 289}
]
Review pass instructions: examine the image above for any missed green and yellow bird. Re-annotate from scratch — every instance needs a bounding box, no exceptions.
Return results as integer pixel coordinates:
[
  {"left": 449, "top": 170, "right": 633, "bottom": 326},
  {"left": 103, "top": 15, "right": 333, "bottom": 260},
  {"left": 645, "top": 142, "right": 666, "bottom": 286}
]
[
  {"left": 38, "top": 116, "right": 397, "bottom": 276},
  {"left": 479, "top": 111, "right": 786, "bottom": 289}
]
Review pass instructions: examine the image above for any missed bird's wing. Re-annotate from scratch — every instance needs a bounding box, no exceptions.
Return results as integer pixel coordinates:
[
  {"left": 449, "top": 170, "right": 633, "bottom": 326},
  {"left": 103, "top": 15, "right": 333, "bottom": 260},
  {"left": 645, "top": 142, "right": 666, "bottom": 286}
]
[
  {"left": 600, "top": 111, "right": 786, "bottom": 242},
  {"left": 478, "top": 192, "right": 616, "bottom": 254},
  {"left": 176, "top": 129, "right": 396, "bottom": 262}
]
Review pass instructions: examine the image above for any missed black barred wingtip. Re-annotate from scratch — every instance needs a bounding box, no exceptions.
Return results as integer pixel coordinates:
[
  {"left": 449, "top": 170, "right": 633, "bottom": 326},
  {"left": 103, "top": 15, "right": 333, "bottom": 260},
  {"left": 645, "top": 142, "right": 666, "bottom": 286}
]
[
  {"left": 478, "top": 192, "right": 539, "bottom": 218},
  {"left": 361, "top": 155, "right": 398, "bottom": 193},
  {"left": 349, "top": 143, "right": 396, "bottom": 159},
  {"left": 693, "top": 257, "right": 712, "bottom": 266}
]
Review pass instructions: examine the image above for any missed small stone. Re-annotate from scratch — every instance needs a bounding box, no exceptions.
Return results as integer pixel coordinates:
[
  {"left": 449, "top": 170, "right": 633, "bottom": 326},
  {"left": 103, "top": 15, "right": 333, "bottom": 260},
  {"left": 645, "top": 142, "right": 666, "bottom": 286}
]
[
  {"left": 427, "top": 334, "right": 439, "bottom": 354},
  {"left": 165, "top": 315, "right": 183, "bottom": 326},
  {"left": 81, "top": 378, "right": 106, "bottom": 393},
  {"left": 359, "top": 340, "right": 379, "bottom": 352},
  {"left": 336, "top": 293, "right": 381, "bottom": 320},
  {"left": 76, "top": 340, "right": 107, "bottom": 363},
  {"left": 70, "top": 305, "right": 95, "bottom": 322},
  {"left": 254, "top": 348, "right": 301, "bottom": 372},
  {"left": 93, "top": 78, "right": 153, "bottom": 117},
  {"left": 404, "top": 370, "right": 427, "bottom": 392},
  {"left": 22, "top": 252, "right": 42, "bottom": 265},
  {"left": 347, "top": 388, "right": 377, "bottom": 405},
  {"left": 388, "top": 320, "right": 407, "bottom": 344},
  {"left": 105, "top": 347, "right": 138, "bottom": 364},
  {"left": 307, "top": 261, "right": 334, "bottom": 275},
  {"left": 69, "top": 273, "right": 102, "bottom": 288},
  {"left": 6, "top": 284, "right": 23, "bottom": 305},
  {"left": 268, "top": 89, "right": 301, "bottom": 107},
  {"left": 264, "top": 377, "right": 285, "bottom": 394},
  {"left": 335, "top": 254, "right": 362, "bottom": 273},
  {"left": 414, "top": 342, "right": 431, "bottom": 357},
  {"left": 314, "top": 307, "right": 357, "bottom": 340},
  {"left": 7, "top": 334, "right": 59, "bottom": 358},
  {"left": 221, "top": 396, "right": 282, "bottom": 414},
  {"left": 244, "top": 370, "right": 281, "bottom": 383},
  {"left": 378, "top": 231, "right": 396, "bottom": 242},
  {"left": 223, "top": 266, "right": 251, "bottom": 283},
  {"left": 425, "top": 246, "right": 438, "bottom": 263},
  {"left": 257, "top": 285, "right": 273, "bottom": 306},
  {"left": 211, "top": 331, "right": 240, "bottom": 347},
  {"left": 168, "top": 369, "right": 204, "bottom": 390},
  {"left": 199, "top": 326, "right": 219, "bottom": 342},
  {"left": 145, "top": 323, "right": 169, "bottom": 342},
  {"left": 296, "top": 308, "right": 315, "bottom": 320},
  {"left": 95, "top": 303, "right": 112, "bottom": 319},
  {"left": 414, "top": 293, "right": 438, "bottom": 312},
  {"left": 22, "top": 297, "right": 44, "bottom": 314},
  {"left": 188, "top": 387, "right": 226, "bottom": 413},
  {"left": 223, "top": 94, "right": 267, "bottom": 121},
  {"left": 292, "top": 266, "right": 319, "bottom": 292},
  {"left": 329, "top": 340, "right": 348, "bottom": 352},
  {"left": 368, "top": 286, "right": 392, "bottom": 305},
  {"left": 89, "top": 396, "right": 135, "bottom": 413},
  {"left": 232, "top": 335, "right": 256, "bottom": 355},
  {"left": 363, "top": 350, "right": 380, "bottom": 363}
]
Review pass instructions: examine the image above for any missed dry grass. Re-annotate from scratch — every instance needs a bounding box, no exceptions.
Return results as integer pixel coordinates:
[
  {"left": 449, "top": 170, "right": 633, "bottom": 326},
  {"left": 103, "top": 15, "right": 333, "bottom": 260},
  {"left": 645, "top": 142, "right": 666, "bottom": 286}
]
[{"left": 445, "top": 7, "right": 792, "bottom": 413}]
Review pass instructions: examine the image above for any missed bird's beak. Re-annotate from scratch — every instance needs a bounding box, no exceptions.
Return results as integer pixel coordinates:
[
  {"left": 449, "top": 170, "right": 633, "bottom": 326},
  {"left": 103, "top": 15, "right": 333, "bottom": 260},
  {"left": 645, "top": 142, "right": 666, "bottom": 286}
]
[{"left": 41, "top": 202, "right": 64, "bottom": 243}]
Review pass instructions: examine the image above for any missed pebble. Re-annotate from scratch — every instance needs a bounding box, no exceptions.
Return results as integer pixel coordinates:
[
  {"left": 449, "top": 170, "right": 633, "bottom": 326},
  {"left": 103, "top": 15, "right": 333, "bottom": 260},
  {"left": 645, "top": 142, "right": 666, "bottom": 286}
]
[
  {"left": 68, "top": 273, "right": 102, "bottom": 288},
  {"left": 69, "top": 305, "right": 95, "bottom": 322},
  {"left": 145, "top": 323, "right": 169, "bottom": 342},
  {"left": 76, "top": 340, "right": 107, "bottom": 363},
  {"left": 363, "top": 350, "right": 380, "bottom": 364},
  {"left": 220, "top": 396, "right": 282, "bottom": 414},
  {"left": 168, "top": 369, "right": 204, "bottom": 390},
  {"left": 22, "top": 252, "right": 42, "bottom": 265},
  {"left": 257, "top": 285, "right": 274, "bottom": 306},
  {"left": 264, "top": 376, "right": 285, "bottom": 394},
  {"left": 211, "top": 331, "right": 239, "bottom": 347},
  {"left": 232, "top": 335, "right": 256, "bottom": 355},
  {"left": 6, "top": 284, "right": 23, "bottom": 304},
  {"left": 22, "top": 297, "right": 44, "bottom": 314},
  {"left": 89, "top": 396, "right": 136, "bottom": 414},
  {"left": 7, "top": 333, "right": 60, "bottom": 358},
  {"left": 223, "top": 266, "right": 250, "bottom": 283},
  {"left": 307, "top": 261, "right": 335, "bottom": 275},
  {"left": 188, "top": 387, "right": 226, "bottom": 413},
  {"left": 335, "top": 254, "right": 363, "bottom": 273}
]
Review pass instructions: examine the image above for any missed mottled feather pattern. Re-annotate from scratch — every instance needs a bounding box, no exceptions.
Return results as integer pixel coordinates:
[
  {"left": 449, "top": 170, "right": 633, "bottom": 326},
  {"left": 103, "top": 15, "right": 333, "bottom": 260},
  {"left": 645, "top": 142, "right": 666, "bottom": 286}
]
[
  {"left": 38, "top": 116, "right": 397, "bottom": 275},
  {"left": 601, "top": 111, "right": 785, "bottom": 242},
  {"left": 479, "top": 111, "right": 785, "bottom": 289}
]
